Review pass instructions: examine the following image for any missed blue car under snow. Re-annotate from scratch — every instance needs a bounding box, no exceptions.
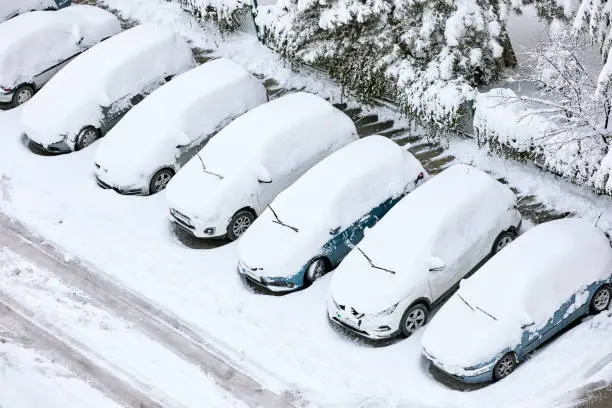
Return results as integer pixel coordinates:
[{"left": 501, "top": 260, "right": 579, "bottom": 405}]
[
  {"left": 422, "top": 218, "right": 612, "bottom": 383},
  {"left": 237, "top": 135, "right": 427, "bottom": 293}
]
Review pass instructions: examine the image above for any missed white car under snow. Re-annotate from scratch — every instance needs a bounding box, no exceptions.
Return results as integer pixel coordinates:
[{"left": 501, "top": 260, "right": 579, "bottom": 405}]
[
  {"left": 93, "top": 58, "right": 268, "bottom": 196},
  {"left": 0, "top": 5, "right": 121, "bottom": 107},
  {"left": 21, "top": 24, "right": 194, "bottom": 154},
  {"left": 422, "top": 218, "right": 612, "bottom": 383},
  {"left": 166, "top": 92, "right": 358, "bottom": 241},
  {"left": 328, "top": 164, "right": 522, "bottom": 340},
  {"left": 0, "top": 0, "right": 70, "bottom": 22},
  {"left": 237, "top": 135, "right": 427, "bottom": 292}
]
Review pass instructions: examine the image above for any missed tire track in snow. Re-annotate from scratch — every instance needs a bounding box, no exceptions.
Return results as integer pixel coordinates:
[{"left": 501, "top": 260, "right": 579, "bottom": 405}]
[
  {"left": 0, "top": 213, "right": 297, "bottom": 408},
  {"left": 0, "top": 294, "right": 165, "bottom": 408}
]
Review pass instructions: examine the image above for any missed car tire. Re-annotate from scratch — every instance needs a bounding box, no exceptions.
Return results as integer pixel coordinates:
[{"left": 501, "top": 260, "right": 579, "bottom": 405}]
[
  {"left": 303, "top": 258, "right": 327, "bottom": 287},
  {"left": 149, "top": 168, "right": 175, "bottom": 195},
  {"left": 399, "top": 303, "right": 428, "bottom": 337},
  {"left": 75, "top": 126, "right": 100, "bottom": 151},
  {"left": 491, "top": 230, "right": 517, "bottom": 255},
  {"left": 493, "top": 353, "right": 517, "bottom": 381},
  {"left": 11, "top": 84, "right": 34, "bottom": 107},
  {"left": 227, "top": 210, "right": 255, "bottom": 241},
  {"left": 590, "top": 285, "right": 611, "bottom": 314}
]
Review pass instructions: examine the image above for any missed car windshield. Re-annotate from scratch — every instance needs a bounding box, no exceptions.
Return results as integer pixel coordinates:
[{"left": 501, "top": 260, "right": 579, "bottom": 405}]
[
  {"left": 268, "top": 204, "right": 299, "bottom": 233},
  {"left": 457, "top": 290, "right": 499, "bottom": 322},
  {"left": 357, "top": 247, "right": 397, "bottom": 275},
  {"left": 195, "top": 154, "right": 224, "bottom": 180}
]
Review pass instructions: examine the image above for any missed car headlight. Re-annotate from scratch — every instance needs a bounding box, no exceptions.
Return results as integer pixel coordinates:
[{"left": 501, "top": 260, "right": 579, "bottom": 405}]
[{"left": 374, "top": 302, "right": 399, "bottom": 317}]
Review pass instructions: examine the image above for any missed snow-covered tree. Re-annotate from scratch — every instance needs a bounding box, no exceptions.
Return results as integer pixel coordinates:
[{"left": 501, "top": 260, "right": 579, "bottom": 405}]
[
  {"left": 258, "top": 0, "right": 519, "bottom": 131},
  {"left": 179, "top": 0, "right": 252, "bottom": 30}
]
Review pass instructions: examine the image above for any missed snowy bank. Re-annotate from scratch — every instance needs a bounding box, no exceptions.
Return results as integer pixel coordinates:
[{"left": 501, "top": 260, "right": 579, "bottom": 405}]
[{"left": 474, "top": 88, "right": 611, "bottom": 195}]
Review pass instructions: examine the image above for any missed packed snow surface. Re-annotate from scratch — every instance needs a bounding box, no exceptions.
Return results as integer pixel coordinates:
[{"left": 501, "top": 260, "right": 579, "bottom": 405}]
[
  {"left": 422, "top": 218, "right": 612, "bottom": 371},
  {"left": 0, "top": 0, "right": 58, "bottom": 22},
  {"left": 21, "top": 24, "right": 194, "bottom": 147},
  {"left": 94, "top": 58, "right": 267, "bottom": 188},
  {"left": 238, "top": 135, "right": 426, "bottom": 276},
  {"left": 329, "top": 164, "right": 517, "bottom": 313},
  {"left": 0, "top": 6, "right": 120, "bottom": 88},
  {"left": 166, "top": 91, "right": 357, "bottom": 222}
]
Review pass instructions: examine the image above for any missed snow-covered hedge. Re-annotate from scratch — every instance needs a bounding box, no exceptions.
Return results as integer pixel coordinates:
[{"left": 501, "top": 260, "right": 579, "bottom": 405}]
[
  {"left": 475, "top": 88, "right": 612, "bottom": 195},
  {"left": 178, "top": 0, "right": 251, "bottom": 30},
  {"left": 257, "top": 0, "right": 515, "bottom": 131}
]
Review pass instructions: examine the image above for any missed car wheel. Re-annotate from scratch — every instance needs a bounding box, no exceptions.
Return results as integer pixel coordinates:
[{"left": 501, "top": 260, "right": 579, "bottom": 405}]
[
  {"left": 149, "top": 168, "right": 175, "bottom": 195},
  {"left": 590, "top": 285, "right": 611, "bottom": 314},
  {"left": 227, "top": 210, "right": 255, "bottom": 241},
  {"left": 303, "top": 258, "right": 326, "bottom": 287},
  {"left": 11, "top": 85, "right": 34, "bottom": 107},
  {"left": 399, "top": 303, "right": 428, "bottom": 337},
  {"left": 75, "top": 126, "right": 100, "bottom": 151},
  {"left": 493, "top": 353, "right": 517, "bottom": 381},
  {"left": 492, "top": 230, "right": 517, "bottom": 255}
]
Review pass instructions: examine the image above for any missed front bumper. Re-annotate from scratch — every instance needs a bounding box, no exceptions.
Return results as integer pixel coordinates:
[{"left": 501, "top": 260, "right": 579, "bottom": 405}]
[
  {"left": 423, "top": 349, "right": 495, "bottom": 384},
  {"left": 95, "top": 175, "right": 144, "bottom": 196},
  {"left": 0, "top": 91, "right": 13, "bottom": 103},
  {"left": 28, "top": 137, "right": 71, "bottom": 154},
  {"left": 169, "top": 208, "right": 224, "bottom": 239},
  {"left": 327, "top": 299, "right": 400, "bottom": 340},
  {"left": 237, "top": 262, "right": 300, "bottom": 293}
]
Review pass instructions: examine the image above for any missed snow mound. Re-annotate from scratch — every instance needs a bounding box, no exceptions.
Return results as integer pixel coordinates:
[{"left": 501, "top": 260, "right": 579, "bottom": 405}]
[
  {"left": 21, "top": 24, "right": 194, "bottom": 146},
  {"left": 93, "top": 58, "right": 267, "bottom": 188}
]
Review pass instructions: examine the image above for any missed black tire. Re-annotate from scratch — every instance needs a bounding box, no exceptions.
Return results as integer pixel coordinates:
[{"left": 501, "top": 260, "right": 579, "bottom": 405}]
[
  {"left": 11, "top": 84, "right": 34, "bottom": 107},
  {"left": 491, "top": 230, "right": 517, "bottom": 255},
  {"left": 75, "top": 126, "right": 100, "bottom": 151},
  {"left": 149, "top": 168, "right": 175, "bottom": 195},
  {"left": 303, "top": 257, "right": 327, "bottom": 287},
  {"left": 493, "top": 353, "right": 517, "bottom": 381},
  {"left": 227, "top": 210, "right": 255, "bottom": 241},
  {"left": 590, "top": 285, "right": 611, "bottom": 314},
  {"left": 399, "top": 303, "right": 428, "bottom": 337}
]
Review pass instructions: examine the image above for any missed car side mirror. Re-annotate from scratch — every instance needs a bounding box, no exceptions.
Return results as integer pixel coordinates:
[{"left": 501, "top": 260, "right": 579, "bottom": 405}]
[
  {"left": 256, "top": 166, "right": 272, "bottom": 184},
  {"left": 428, "top": 256, "right": 446, "bottom": 272},
  {"left": 329, "top": 226, "right": 340, "bottom": 235},
  {"left": 130, "top": 94, "right": 144, "bottom": 106},
  {"left": 175, "top": 132, "right": 191, "bottom": 148},
  {"left": 521, "top": 321, "right": 535, "bottom": 330}
]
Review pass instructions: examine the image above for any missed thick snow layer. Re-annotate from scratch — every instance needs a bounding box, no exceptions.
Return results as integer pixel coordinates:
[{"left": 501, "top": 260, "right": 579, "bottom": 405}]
[
  {"left": 0, "top": 6, "right": 120, "bottom": 88},
  {"left": 93, "top": 58, "right": 267, "bottom": 189},
  {"left": 165, "top": 91, "right": 357, "bottom": 223},
  {"left": 238, "top": 135, "right": 426, "bottom": 277},
  {"left": 474, "top": 88, "right": 608, "bottom": 191},
  {"left": 422, "top": 218, "right": 612, "bottom": 371},
  {"left": 329, "top": 164, "right": 516, "bottom": 313},
  {"left": 0, "top": 0, "right": 57, "bottom": 21},
  {"left": 21, "top": 24, "right": 194, "bottom": 147}
]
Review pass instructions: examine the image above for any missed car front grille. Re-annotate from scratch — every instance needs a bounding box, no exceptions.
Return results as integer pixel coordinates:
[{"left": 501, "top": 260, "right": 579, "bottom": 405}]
[{"left": 170, "top": 209, "right": 194, "bottom": 229}]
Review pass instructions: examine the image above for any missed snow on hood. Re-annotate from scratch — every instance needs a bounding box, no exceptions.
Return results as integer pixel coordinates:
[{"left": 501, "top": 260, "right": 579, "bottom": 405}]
[
  {"left": 0, "top": 0, "right": 56, "bottom": 22},
  {"left": 238, "top": 136, "right": 425, "bottom": 278},
  {"left": 422, "top": 218, "right": 612, "bottom": 370},
  {"left": 21, "top": 24, "right": 194, "bottom": 146},
  {"left": 0, "top": 7, "right": 120, "bottom": 88},
  {"left": 93, "top": 58, "right": 267, "bottom": 187},
  {"left": 328, "top": 164, "right": 517, "bottom": 314},
  {"left": 166, "top": 92, "right": 357, "bottom": 222}
]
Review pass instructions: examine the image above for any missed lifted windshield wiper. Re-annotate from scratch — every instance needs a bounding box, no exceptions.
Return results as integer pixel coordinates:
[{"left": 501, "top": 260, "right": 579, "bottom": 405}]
[
  {"left": 196, "top": 154, "right": 223, "bottom": 180},
  {"left": 458, "top": 293, "right": 498, "bottom": 321},
  {"left": 357, "top": 247, "right": 396, "bottom": 275},
  {"left": 267, "top": 205, "right": 299, "bottom": 233},
  {"left": 457, "top": 294, "right": 474, "bottom": 311},
  {"left": 476, "top": 306, "right": 498, "bottom": 321}
]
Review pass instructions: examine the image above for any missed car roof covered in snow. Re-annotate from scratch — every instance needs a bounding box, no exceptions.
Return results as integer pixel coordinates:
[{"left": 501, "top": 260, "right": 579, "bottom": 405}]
[
  {"left": 0, "top": 6, "right": 121, "bottom": 87},
  {"left": 93, "top": 58, "right": 268, "bottom": 185},
  {"left": 0, "top": 0, "right": 57, "bottom": 21},
  {"left": 21, "top": 24, "right": 194, "bottom": 144}
]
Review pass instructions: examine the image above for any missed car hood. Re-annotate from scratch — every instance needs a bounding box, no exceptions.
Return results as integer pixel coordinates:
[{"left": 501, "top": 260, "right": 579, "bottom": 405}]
[{"left": 422, "top": 294, "right": 522, "bottom": 373}]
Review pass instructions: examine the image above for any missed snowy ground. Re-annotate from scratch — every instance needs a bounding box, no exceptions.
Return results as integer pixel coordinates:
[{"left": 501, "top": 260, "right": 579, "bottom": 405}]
[{"left": 0, "top": 1, "right": 611, "bottom": 407}]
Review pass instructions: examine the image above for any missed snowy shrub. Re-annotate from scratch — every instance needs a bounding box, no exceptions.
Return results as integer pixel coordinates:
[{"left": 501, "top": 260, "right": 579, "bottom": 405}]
[
  {"left": 257, "top": 0, "right": 518, "bottom": 131},
  {"left": 475, "top": 88, "right": 609, "bottom": 189},
  {"left": 178, "top": 0, "right": 252, "bottom": 30},
  {"left": 594, "top": 151, "right": 612, "bottom": 194}
]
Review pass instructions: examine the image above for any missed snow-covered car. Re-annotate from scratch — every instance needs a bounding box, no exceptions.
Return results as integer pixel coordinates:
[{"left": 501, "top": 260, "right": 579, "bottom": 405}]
[
  {"left": 0, "top": 5, "right": 120, "bottom": 107},
  {"left": 21, "top": 24, "right": 194, "bottom": 154},
  {"left": 0, "top": 0, "right": 71, "bottom": 22},
  {"left": 237, "top": 136, "right": 427, "bottom": 292},
  {"left": 166, "top": 92, "right": 358, "bottom": 241},
  {"left": 93, "top": 58, "right": 268, "bottom": 195},
  {"left": 327, "top": 164, "right": 522, "bottom": 340},
  {"left": 421, "top": 218, "right": 612, "bottom": 384}
]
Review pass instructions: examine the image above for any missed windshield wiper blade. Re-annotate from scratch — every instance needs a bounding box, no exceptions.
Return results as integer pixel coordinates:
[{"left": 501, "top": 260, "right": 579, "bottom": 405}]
[
  {"left": 476, "top": 306, "right": 498, "bottom": 321},
  {"left": 457, "top": 294, "right": 474, "bottom": 311},
  {"left": 357, "top": 247, "right": 396, "bottom": 275},
  {"left": 267, "top": 205, "right": 298, "bottom": 233},
  {"left": 196, "top": 154, "right": 223, "bottom": 180}
]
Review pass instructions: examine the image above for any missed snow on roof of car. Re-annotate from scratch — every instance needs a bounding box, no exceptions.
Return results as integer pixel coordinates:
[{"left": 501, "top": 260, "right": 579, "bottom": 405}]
[
  {"left": 0, "top": 6, "right": 120, "bottom": 87},
  {"left": 0, "top": 0, "right": 57, "bottom": 21},
  {"left": 21, "top": 24, "right": 194, "bottom": 144},
  {"left": 422, "top": 218, "right": 612, "bottom": 370},
  {"left": 93, "top": 58, "right": 267, "bottom": 185}
]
